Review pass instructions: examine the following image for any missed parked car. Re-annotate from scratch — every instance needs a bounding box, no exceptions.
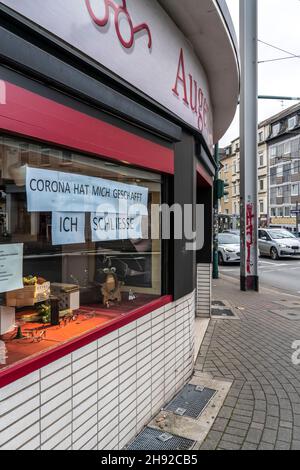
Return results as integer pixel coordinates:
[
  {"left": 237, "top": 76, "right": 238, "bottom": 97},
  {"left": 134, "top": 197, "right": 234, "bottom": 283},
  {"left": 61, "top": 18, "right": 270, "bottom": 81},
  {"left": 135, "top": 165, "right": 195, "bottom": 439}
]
[
  {"left": 218, "top": 233, "right": 240, "bottom": 265},
  {"left": 258, "top": 228, "right": 300, "bottom": 260},
  {"left": 222, "top": 229, "right": 240, "bottom": 236}
]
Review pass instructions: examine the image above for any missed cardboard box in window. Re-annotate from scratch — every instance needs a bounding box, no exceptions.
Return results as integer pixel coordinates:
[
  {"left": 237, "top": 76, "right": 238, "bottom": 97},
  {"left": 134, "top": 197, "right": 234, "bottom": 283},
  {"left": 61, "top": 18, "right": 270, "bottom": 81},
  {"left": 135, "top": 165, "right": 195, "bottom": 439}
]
[
  {"left": 6, "top": 282, "right": 51, "bottom": 308},
  {"left": 50, "top": 283, "right": 80, "bottom": 311}
]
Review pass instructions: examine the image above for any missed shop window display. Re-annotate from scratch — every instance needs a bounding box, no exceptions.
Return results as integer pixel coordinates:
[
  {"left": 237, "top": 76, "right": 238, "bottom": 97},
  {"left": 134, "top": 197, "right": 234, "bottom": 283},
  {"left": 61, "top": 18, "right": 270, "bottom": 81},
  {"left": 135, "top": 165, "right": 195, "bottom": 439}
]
[{"left": 0, "top": 136, "right": 162, "bottom": 370}]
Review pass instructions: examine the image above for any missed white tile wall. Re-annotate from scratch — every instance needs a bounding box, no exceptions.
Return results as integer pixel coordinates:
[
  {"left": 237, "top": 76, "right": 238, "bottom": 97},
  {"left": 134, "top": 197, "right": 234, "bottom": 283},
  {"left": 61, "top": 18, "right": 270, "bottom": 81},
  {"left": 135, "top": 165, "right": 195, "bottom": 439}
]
[
  {"left": 0, "top": 291, "right": 195, "bottom": 450},
  {"left": 196, "top": 263, "right": 212, "bottom": 318}
]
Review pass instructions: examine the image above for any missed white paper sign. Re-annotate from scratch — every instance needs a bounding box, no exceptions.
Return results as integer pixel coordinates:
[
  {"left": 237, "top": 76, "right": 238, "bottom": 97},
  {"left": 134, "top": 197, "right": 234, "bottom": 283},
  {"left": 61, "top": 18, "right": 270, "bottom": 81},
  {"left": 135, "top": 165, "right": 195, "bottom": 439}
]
[
  {"left": 26, "top": 167, "right": 149, "bottom": 215},
  {"left": 52, "top": 212, "right": 86, "bottom": 245},
  {"left": 91, "top": 213, "right": 143, "bottom": 241},
  {"left": 0, "top": 244, "right": 23, "bottom": 293}
]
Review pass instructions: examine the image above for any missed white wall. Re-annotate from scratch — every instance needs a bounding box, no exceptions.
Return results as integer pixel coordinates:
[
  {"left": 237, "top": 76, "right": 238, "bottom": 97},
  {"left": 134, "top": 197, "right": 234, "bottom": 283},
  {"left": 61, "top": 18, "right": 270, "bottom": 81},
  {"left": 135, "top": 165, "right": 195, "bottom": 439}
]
[{"left": 0, "top": 291, "right": 195, "bottom": 450}]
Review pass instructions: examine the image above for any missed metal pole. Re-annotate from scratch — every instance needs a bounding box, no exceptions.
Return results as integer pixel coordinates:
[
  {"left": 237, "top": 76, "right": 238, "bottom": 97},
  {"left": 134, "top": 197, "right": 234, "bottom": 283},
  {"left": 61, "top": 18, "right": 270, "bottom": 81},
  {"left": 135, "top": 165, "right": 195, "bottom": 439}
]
[
  {"left": 212, "top": 143, "right": 219, "bottom": 280},
  {"left": 240, "top": 0, "right": 259, "bottom": 291}
]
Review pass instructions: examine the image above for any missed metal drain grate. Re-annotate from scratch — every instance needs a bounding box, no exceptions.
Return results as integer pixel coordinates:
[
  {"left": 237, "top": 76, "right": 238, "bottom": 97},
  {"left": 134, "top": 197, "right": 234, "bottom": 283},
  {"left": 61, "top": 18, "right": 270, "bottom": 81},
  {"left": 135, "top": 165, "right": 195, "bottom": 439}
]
[
  {"left": 269, "top": 309, "right": 300, "bottom": 320},
  {"left": 164, "top": 384, "right": 216, "bottom": 418},
  {"left": 212, "top": 300, "right": 226, "bottom": 307},
  {"left": 211, "top": 308, "right": 234, "bottom": 317},
  {"left": 126, "top": 428, "right": 195, "bottom": 450}
]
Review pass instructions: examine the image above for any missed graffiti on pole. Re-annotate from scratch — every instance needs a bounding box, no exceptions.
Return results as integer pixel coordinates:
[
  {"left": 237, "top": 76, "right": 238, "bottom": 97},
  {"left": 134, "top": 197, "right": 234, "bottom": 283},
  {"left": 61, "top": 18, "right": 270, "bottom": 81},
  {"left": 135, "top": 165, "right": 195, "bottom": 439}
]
[{"left": 246, "top": 202, "right": 254, "bottom": 275}]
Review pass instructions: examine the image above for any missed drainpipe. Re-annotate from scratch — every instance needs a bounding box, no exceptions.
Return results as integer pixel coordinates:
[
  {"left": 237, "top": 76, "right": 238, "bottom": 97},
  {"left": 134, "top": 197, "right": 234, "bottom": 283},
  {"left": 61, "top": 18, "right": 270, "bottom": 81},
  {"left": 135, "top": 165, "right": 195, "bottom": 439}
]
[{"left": 212, "top": 143, "right": 219, "bottom": 279}]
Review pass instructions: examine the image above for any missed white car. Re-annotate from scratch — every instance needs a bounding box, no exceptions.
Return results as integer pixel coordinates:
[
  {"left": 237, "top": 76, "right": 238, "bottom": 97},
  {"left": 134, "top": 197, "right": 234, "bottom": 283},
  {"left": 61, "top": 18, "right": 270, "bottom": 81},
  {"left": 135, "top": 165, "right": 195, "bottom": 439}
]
[
  {"left": 258, "top": 229, "right": 300, "bottom": 260},
  {"left": 218, "top": 233, "right": 240, "bottom": 265}
]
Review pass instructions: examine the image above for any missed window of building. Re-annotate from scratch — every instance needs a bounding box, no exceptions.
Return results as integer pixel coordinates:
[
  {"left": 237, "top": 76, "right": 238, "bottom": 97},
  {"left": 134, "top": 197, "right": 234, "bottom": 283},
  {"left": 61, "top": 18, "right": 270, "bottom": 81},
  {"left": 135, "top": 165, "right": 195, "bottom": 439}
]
[
  {"left": 278, "top": 207, "right": 284, "bottom": 217},
  {"left": 291, "top": 138, "right": 300, "bottom": 155},
  {"left": 224, "top": 163, "right": 228, "bottom": 172},
  {"left": 0, "top": 136, "right": 163, "bottom": 372},
  {"left": 277, "top": 144, "right": 284, "bottom": 158},
  {"left": 259, "top": 153, "right": 264, "bottom": 167},
  {"left": 270, "top": 188, "right": 277, "bottom": 205},
  {"left": 292, "top": 184, "right": 299, "bottom": 196},
  {"left": 277, "top": 186, "right": 283, "bottom": 197},
  {"left": 292, "top": 160, "right": 300, "bottom": 174},
  {"left": 284, "top": 142, "right": 291, "bottom": 155},
  {"left": 258, "top": 131, "right": 264, "bottom": 143},
  {"left": 259, "top": 179, "right": 264, "bottom": 191},
  {"left": 277, "top": 166, "right": 283, "bottom": 177},
  {"left": 272, "top": 123, "right": 281, "bottom": 136},
  {"left": 259, "top": 201, "right": 264, "bottom": 213},
  {"left": 271, "top": 208, "right": 276, "bottom": 217},
  {"left": 285, "top": 207, "right": 291, "bottom": 217},
  {"left": 288, "top": 116, "right": 297, "bottom": 130},
  {"left": 270, "top": 168, "right": 277, "bottom": 186},
  {"left": 270, "top": 146, "right": 277, "bottom": 157}
]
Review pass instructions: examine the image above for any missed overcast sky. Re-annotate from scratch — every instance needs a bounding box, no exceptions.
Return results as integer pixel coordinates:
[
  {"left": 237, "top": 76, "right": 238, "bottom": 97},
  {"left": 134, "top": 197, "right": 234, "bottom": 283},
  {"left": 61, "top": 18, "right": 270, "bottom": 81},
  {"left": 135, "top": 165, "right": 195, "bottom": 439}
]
[{"left": 220, "top": 0, "right": 300, "bottom": 147}]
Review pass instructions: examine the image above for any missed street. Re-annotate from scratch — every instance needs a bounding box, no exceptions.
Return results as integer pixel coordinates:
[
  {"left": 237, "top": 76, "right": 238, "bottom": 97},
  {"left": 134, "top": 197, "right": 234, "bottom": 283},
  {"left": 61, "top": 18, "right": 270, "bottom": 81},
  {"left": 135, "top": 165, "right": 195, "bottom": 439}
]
[
  {"left": 220, "top": 257, "right": 300, "bottom": 296},
  {"left": 197, "top": 276, "right": 300, "bottom": 451}
]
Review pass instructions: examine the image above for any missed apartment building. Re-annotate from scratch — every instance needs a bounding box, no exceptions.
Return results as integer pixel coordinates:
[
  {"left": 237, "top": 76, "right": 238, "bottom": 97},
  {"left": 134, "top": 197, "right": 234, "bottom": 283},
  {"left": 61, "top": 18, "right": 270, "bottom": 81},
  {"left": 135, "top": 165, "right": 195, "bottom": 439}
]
[
  {"left": 219, "top": 146, "right": 234, "bottom": 216},
  {"left": 268, "top": 103, "right": 300, "bottom": 233},
  {"left": 220, "top": 123, "right": 269, "bottom": 227},
  {"left": 257, "top": 121, "right": 269, "bottom": 227}
]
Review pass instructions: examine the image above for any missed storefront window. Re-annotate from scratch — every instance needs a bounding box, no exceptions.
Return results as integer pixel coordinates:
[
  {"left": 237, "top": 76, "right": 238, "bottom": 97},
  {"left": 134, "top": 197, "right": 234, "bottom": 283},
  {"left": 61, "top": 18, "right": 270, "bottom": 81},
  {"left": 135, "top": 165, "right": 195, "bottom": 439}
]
[{"left": 0, "top": 136, "right": 162, "bottom": 370}]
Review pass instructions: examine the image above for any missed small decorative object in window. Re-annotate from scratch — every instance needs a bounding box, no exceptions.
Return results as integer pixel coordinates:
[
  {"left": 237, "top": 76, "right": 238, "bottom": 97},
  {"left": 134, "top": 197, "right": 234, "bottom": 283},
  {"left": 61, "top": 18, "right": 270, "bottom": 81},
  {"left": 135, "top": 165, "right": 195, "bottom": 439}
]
[
  {"left": 128, "top": 289, "right": 136, "bottom": 301},
  {"left": 101, "top": 268, "right": 123, "bottom": 308},
  {"left": 37, "top": 303, "right": 51, "bottom": 324},
  {"left": 50, "top": 283, "right": 80, "bottom": 311}
]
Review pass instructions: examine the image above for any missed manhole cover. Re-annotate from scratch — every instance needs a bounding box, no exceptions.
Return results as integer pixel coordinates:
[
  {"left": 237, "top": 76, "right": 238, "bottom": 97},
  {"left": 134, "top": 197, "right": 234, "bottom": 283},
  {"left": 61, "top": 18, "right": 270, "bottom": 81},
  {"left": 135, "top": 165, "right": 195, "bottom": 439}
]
[
  {"left": 273, "top": 300, "right": 300, "bottom": 308},
  {"left": 126, "top": 428, "right": 195, "bottom": 450},
  {"left": 269, "top": 309, "right": 300, "bottom": 320},
  {"left": 211, "top": 308, "right": 234, "bottom": 317},
  {"left": 164, "top": 384, "right": 216, "bottom": 418},
  {"left": 212, "top": 301, "right": 226, "bottom": 307}
]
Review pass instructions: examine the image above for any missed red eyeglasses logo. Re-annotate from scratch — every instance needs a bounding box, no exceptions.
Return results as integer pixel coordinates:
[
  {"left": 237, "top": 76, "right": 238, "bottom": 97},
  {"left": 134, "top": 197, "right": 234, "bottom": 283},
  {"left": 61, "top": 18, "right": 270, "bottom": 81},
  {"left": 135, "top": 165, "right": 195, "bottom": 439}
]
[{"left": 86, "top": 0, "right": 152, "bottom": 50}]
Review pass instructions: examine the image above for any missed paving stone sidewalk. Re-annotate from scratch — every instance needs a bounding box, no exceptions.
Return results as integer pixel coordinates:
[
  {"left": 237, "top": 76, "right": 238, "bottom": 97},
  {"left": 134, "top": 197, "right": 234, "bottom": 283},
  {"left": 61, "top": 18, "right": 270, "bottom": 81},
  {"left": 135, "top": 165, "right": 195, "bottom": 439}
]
[{"left": 196, "top": 276, "right": 300, "bottom": 451}]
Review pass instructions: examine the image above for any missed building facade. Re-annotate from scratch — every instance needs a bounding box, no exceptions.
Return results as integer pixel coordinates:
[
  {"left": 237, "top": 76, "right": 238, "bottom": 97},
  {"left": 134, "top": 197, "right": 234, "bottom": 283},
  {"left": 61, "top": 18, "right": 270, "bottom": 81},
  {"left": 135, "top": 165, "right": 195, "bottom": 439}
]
[
  {"left": 219, "top": 122, "right": 269, "bottom": 229},
  {"left": 268, "top": 103, "right": 300, "bottom": 234},
  {"left": 0, "top": 0, "right": 239, "bottom": 450}
]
